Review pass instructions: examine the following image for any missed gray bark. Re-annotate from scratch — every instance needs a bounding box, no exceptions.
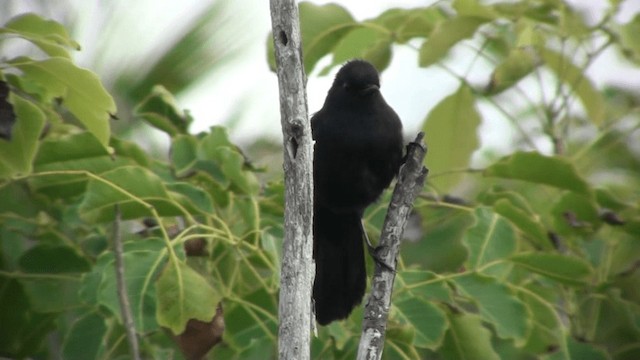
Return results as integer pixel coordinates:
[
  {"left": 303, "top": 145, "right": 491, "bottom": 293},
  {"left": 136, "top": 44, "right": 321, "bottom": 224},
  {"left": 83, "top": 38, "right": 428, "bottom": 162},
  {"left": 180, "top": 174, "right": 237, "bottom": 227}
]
[
  {"left": 269, "top": 1, "right": 314, "bottom": 359},
  {"left": 357, "top": 133, "right": 428, "bottom": 360}
]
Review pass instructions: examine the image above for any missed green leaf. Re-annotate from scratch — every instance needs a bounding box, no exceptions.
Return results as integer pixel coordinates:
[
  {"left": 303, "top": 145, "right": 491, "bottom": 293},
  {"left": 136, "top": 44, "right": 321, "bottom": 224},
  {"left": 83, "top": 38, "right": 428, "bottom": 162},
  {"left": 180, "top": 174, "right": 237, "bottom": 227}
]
[
  {"left": 486, "top": 47, "right": 539, "bottom": 94},
  {"left": 493, "top": 199, "right": 550, "bottom": 250},
  {"left": 440, "top": 312, "right": 500, "bottom": 360},
  {"left": 541, "top": 49, "right": 605, "bottom": 126},
  {"left": 453, "top": 0, "right": 498, "bottom": 19},
  {"left": 171, "top": 135, "right": 198, "bottom": 177},
  {"left": 0, "top": 93, "right": 46, "bottom": 178},
  {"left": 156, "top": 260, "right": 220, "bottom": 335},
  {"left": 16, "top": 244, "right": 88, "bottom": 313},
  {"left": 19, "top": 244, "right": 90, "bottom": 273},
  {"left": 61, "top": 312, "right": 107, "bottom": 360},
  {"left": 544, "top": 335, "right": 609, "bottom": 360},
  {"left": 510, "top": 253, "right": 593, "bottom": 286},
  {"left": 0, "top": 276, "right": 56, "bottom": 357},
  {"left": 134, "top": 85, "right": 192, "bottom": 136},
  {"left": 422, "top": 85, "right": 481, "bottom": 191},
  {"left": 399, "top": 270, "right": 452, "bottom": 303},
  {"left": 453, "top": 273, "right": 529, "bottom": 345},
  {"left": 224, "top": 288, "right": 277, "bottom": 349},
  {"left": 0, "top": 13, "right": 80, "bottom": 59},
  {"left": 385, "top": 325, "right": 422, "bottom": 359},
  {"left": 30, "top": 132, "right": 135, "bottom": 198},
  {"left": 319, "top": 26, "right": 392, "bottom": 75},
  {"left": 394, "top": 297, "right": 447, "bottom": 349},
  {"left": 551, "top": 192, "right": 601, "bottom": 235},
  {"left": 462, "top": 207, "right": 517, "bottom": 277},
  {"left": 78, "top": 165, "right": 203, "bottom": 222},
  {"left": 617, "top": 14, "right": 640, "bottom": 65},
  {"left": 98, "top": 242, "right": 167, "bottom": 333},
  {"left": 516, "top": 287, "right": 562, "bottom": 354},
  {"left": 484, "top": 152, "right": 592, "bottom": 196},
  {"left": 9, "top": 57, "right": 115, "bottom": 147},
  {"left": 419, "top": 16, "right": 489, "bottom": 67},
  {"left": 373, "top": 7, "right": 445, "bottom": 43}
]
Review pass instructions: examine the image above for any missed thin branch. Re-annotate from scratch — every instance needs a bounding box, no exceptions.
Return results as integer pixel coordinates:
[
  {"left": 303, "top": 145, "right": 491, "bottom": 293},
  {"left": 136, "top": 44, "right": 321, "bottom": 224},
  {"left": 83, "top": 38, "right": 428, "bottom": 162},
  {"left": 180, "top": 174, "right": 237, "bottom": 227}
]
[
  {"left": 112, "top": 205, "right": 141, "bottom": 360},
  {"left": 269, "top": 0, "right": 315, "bottom": 359},
  {"left": 357, "top": 133, "right": 428, "bottom": 360}
]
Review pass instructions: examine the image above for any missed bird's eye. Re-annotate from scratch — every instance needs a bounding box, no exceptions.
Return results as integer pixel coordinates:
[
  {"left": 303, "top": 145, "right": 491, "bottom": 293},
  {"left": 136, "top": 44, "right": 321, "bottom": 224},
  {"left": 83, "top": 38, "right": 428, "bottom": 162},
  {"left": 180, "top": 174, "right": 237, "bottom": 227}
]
[{"left": 342, "top": 82, "right": 350, "bottom": 90}]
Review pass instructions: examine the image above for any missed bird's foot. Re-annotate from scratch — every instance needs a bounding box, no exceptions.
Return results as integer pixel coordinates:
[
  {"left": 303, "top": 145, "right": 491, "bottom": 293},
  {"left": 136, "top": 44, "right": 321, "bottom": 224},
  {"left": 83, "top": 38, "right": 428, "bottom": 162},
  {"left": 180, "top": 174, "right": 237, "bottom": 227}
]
[
  {"left": 402, "top": 141, "right": 426, "bottom": 164},
  {"left": 362, "top": 226, "right": 395, "bottom": 272}
]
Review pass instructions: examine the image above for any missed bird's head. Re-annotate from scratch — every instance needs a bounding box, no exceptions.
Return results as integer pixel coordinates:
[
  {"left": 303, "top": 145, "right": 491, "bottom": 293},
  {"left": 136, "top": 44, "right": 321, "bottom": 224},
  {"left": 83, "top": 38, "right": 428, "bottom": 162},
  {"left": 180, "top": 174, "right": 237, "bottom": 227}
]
[{"left": 332, "top": 60, "right": 381, "bottom": 97}]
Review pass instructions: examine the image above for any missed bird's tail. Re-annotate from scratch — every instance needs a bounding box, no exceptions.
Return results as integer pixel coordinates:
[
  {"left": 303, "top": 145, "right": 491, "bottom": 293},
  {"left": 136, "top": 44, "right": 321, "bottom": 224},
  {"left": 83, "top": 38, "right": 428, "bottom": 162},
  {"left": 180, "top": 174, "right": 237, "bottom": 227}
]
[{"left": 313, "top": 205, "right": 366, "bottom": 325}]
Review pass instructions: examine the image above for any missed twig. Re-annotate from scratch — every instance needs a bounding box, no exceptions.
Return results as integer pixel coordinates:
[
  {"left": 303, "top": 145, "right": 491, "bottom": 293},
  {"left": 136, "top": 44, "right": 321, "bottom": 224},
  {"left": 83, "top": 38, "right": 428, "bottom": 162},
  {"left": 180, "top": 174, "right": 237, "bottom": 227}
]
[
  {"left": 269, "top": 1, "right": 315, "bottom": 359},
  {"left": 357, "top": 133, "right": 428, "bottom": 360},
  {"left": 113, "top": 205, "right": 141, "bottom": 360}
]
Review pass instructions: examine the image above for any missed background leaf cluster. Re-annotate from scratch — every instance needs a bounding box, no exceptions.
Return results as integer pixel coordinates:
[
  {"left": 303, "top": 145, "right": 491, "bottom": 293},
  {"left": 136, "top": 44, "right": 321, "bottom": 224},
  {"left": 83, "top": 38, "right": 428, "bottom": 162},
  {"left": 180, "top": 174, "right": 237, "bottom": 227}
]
[{"left": 1, "top": 0, "right": 640, "bottom": 359}]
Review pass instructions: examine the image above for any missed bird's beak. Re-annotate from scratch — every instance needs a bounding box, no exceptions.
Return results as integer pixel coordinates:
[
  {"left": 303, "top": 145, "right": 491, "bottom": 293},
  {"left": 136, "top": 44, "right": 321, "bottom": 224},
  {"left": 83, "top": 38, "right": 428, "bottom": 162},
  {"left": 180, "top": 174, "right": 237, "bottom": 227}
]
[{"left": 362, "top": 84, "right": 380, "bottom": 94}]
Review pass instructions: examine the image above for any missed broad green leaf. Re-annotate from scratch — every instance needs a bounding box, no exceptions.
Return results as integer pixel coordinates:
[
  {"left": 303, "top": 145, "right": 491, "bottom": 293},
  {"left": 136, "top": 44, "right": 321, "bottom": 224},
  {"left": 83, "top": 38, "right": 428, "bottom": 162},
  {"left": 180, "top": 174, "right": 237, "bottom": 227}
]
[
  {"left": 493, "top": 199, "right": 550, "bottom": 250},
  {"left": 171, "top": 135, "right": 198, "bottom": 177},
  {"left": 166, "top": 182, "right": 214, "bottom": 215},
  {"left": 486, "top": 47, "right": 539, "bottom": 94},
  {"left": 453, "top": 273, "right": 529, "bottom": 345},
  {"left": 19, "top": 276, "right": 83, "bottom": 313},
  {"left": 453, "top": 0, "right": 498, "bottom": 19},
  {"left": 399, "top": 270, "right": 452, "bottom": 303},
  {"left": 407, "top": 206, "right": 472, "bottom": 272},
  {"left": 440, "top": 312, "right": 500, "bottom": 360},
  {"left": 0, "top": 13, "right": 80, "bottom": 59},
  {"left": 30, "top": 132, "right": 135, "bottom": 198},
  {"left": 516, "top": 287, "right": 563, "bottom": 354},
  {"left": 216, "top": 147, "right": 260, "bottom": 195},
  {"left": 373, "top": 7, "right": 445, "bottom": 43},
  {"left": 134, "top": 85, "right": 192, "bottom": 136},
  {"left": 484, "top": 152, "right": 592, "bottom": 196},
  {"left": 422, "top": 85, "right": 481, "bottom": 191},
  {"left": 385, "top": 325, "right": 422, "bottom": 359},
  {"left": 98, "top": 245, "right": 166, "bottom": 333},
  {"left": 9, "top": 57, "right": 115, "bottom": 147},
  {"left": 18, "top": 244, "right": 90, "bottom": 273},
  {"left": 462, "top": 207, "right": 516, "bottom": 276},
  {"left": 394, "top": 297, "right": 447, "bottom": 349},
  {"left": 617, "top": 14, "right": 640, "bottom": 64},
  {"left": 541, "top": 49, "right": 605, "bottom": 126},
  {"left": 319, "top": 26, "right": 392, "bottom": 75},
  {"left": 544, "top": 335, "right": 609, "bottom": 360},
  {"left": 61, "top": 312, "right": 106, "bottom": 360},
  {"left": 0, "top": 276, "right": 56, "bottom": 358},
  {"left": 0, "top": 93, "right": 45, "bottom": 178},
  {"left": 224, "top": 288, "right": 277, "bottom": 349},
  {"left": 419, "top": 16, "right": 489, "bottom": 67},
  {"left": 559, "top": 7, "right": 590, "bottom": 38},
  {"left": 17, "top": 244, "right": 89, "bottom": 313},
  {"left": 156, "top": 260, "right": 220, "bottom": 335},
  {"left": 551, "top": 192, "right": 601, "bottom": 235},
  {"left": 510, "top": 253, "right": 593, "bottom": 286},
  {"left": 78, "top": 165, "right": 204, "bottom": 222}
]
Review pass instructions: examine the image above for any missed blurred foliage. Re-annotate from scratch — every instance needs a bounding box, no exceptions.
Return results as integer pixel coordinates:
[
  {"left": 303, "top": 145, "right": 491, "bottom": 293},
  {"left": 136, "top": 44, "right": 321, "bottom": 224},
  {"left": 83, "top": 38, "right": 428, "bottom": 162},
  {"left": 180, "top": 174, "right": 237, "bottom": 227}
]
[{"left": 0, "top": 0, "right": 639, "bottom": 359}]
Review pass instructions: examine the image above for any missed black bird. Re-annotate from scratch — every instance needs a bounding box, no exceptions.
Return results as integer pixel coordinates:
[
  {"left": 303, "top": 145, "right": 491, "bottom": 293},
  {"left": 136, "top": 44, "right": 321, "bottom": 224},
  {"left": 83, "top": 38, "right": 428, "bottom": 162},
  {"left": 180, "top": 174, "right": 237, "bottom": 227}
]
[{"left": 311, "top": 60, "right": 403, "bottom": 325}]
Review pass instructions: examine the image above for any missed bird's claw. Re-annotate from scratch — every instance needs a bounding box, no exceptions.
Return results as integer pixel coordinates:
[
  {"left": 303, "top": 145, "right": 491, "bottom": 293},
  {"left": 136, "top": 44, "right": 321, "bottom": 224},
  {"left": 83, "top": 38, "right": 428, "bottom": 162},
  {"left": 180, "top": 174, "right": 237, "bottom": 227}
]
[{"left": 362, "top": 223, "right": 396, "bottom": 272}]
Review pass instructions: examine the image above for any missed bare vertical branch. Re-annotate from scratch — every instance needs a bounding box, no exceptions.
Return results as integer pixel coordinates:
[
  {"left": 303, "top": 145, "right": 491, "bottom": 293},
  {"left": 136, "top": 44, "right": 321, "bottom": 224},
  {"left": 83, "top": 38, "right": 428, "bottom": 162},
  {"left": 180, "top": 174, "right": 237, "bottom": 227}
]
[
  {"left": 357, "top": 133, "right": 428, "bottom": 360},
  {"left": 113, "top": 205, "right": 141, "bottom": 360},
  {"left": 268, "top": 1, "right": 314, "bottom": 359}
]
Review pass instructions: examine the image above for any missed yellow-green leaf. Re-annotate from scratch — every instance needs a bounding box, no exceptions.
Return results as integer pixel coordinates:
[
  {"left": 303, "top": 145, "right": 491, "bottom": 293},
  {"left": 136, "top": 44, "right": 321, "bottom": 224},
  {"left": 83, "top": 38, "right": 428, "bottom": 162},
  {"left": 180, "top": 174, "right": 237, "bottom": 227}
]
[
  {"left": 9, "top": 57, "right": 115, "bottom": 147},
  {"left": 156, "top": 260, "right": 220, "bottom": 335},
  {"left": 422, "top": 85, "right": 481, "bottom": 191}
]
